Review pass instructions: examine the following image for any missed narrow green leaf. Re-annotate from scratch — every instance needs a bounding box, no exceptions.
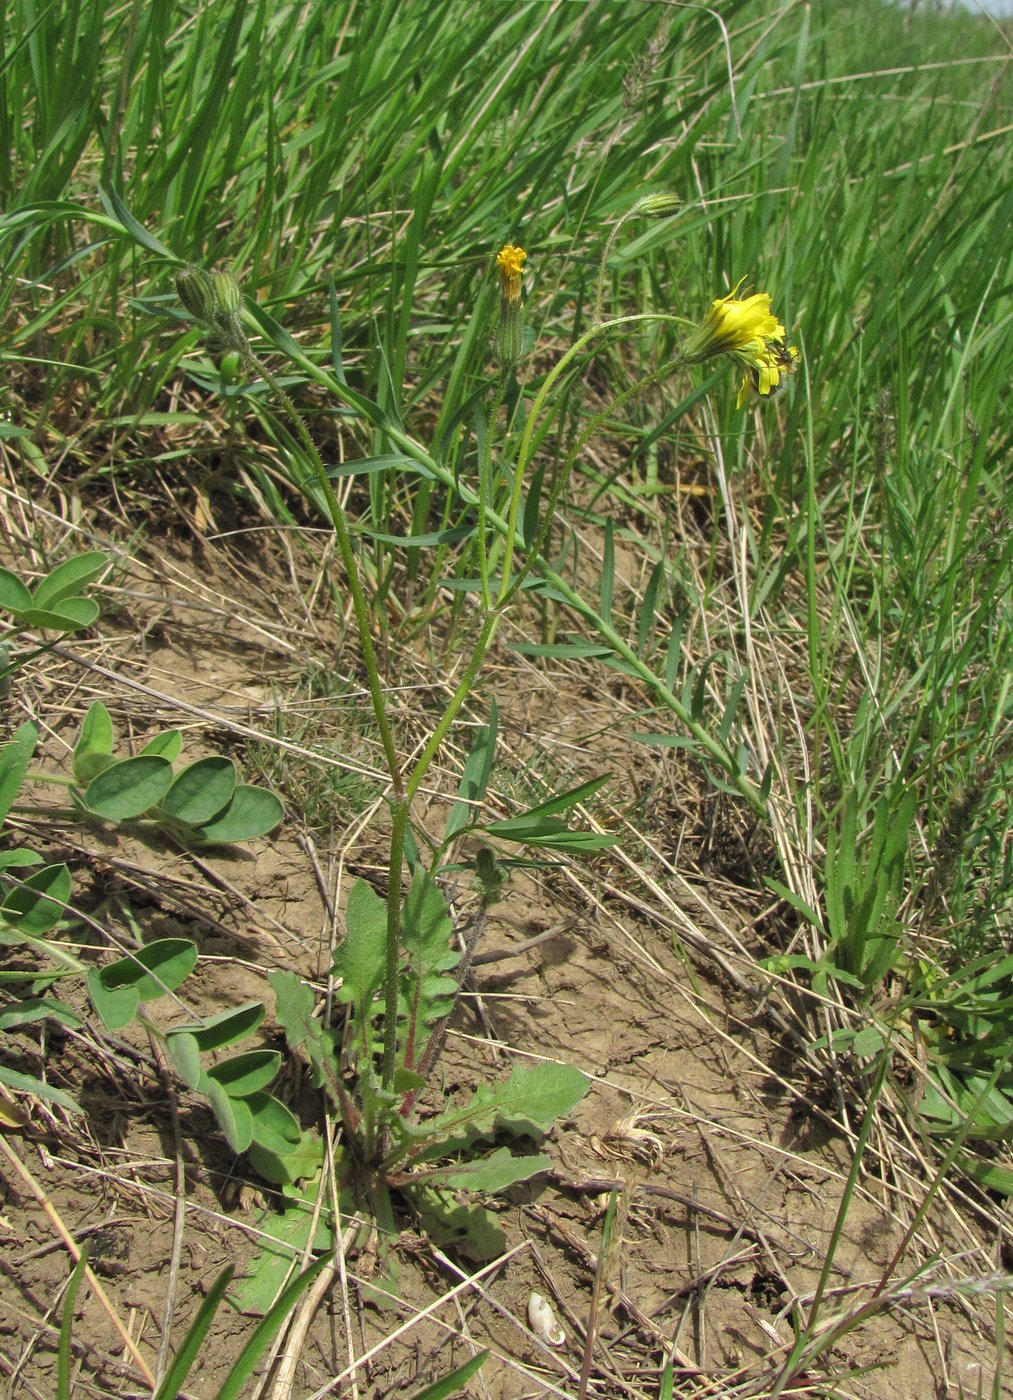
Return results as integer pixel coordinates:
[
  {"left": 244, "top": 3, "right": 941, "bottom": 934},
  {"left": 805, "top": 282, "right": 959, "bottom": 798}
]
[
  {"left": 0, "top": 1065, "right": 82, "bottom": 1113},
  {"left": 152, "top": 1266, "right": 235, "bottom": 1400},
  {"left": 407, "top": 1350, "right": 489, "bottom": 1400},
  {"left": 600, "top": 518, "right": 615, "bottom": 624}
]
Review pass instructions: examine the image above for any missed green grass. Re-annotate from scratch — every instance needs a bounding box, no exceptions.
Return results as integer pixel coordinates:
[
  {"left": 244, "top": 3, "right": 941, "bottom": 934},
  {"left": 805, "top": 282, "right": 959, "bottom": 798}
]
[{"left": 2, "top": 0, "right": 1012, "bottom": 1392}]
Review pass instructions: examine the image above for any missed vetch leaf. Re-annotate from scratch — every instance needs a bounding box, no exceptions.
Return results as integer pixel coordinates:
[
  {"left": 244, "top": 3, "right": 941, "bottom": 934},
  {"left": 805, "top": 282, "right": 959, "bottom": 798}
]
[
  {"left": 97, "top": 938, "right": 198, "bottom": 1001},
  {"left": 86, "top": 967, "right": 139, "bottom": 1030},
  {"left": 166, "top": 1031, "right": 202, "bottom": 1089},
  {"left": 0, "top": 568, "right": 33, "bottom": 612},
  {"left": 161, "top": 757, "right": 237, "bottom": 826},
  {"left": 83, "top": 755, "right": 174, "bottom": 820},
  {"left": 19, "top": 598, "right": 100, "bottom": 631},
  {"left": 205, "top": 1077, "right": 253, "bottom": 1154},
  {"left": 191, "top": 784, "right": 283, "bottom": 843},
  {"left": 206, "top": 1050, "right": 280, "bottom": 1098},
  {"left": 170, "top": 1002, "right": 266, "bottom": 1053},
  {"left": 0, "top": 863, "right": 72, "bottom": 936},
  {"left": 0, "top": 722, "right": 38, "bottom": 825},
  {"left": 141, "top": 729, "right": 184, "bottom": 762},
  {"left": 32, "top": 552, "right": 108, "bottom": 609}
]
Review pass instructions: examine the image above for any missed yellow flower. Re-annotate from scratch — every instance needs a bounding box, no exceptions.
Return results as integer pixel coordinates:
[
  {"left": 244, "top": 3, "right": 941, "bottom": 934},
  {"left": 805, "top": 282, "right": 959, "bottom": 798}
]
[
  {"left": 733, "top": 339, "right": 800, "bottom": 409},
  {"left": 496, "top": 244, "right": 526, "bottom": 305},
  {"left": 683, "top": 279, "right": 799, "bottom": 407}
]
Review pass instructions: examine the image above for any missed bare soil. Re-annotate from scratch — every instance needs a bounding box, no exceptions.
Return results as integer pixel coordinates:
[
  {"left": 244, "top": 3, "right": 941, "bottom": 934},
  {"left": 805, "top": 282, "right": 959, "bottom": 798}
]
[{"left": 0, "top": 519, "right": 1007, "bottom": 1399}]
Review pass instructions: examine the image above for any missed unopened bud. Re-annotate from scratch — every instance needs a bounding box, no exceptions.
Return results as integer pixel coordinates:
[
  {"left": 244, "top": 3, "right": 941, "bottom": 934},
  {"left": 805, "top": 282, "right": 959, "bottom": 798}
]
[
  {"left": 212, "top": 270, "right": 242, "bottom": 315},
  {"left": 633, "top": 192, "right": 680, "bottom": 217},
  {"left": 176, "top": 266, "right": 216, "bottom": 322}
]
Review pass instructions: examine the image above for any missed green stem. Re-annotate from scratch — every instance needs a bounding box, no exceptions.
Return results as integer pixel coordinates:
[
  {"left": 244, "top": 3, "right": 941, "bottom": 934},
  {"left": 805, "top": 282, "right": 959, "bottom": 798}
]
[
  {"left": 243, "top": 349, "right": 402, "bottom": 799},
  {"left": 276, "top": 333, "right": 761, "bottom": 812},
  {"left": 242, "top": 345, "right": 412, "bottom": 1096},
  {"left": 496, "top": 312, "right": 684, "bottom": 604}
]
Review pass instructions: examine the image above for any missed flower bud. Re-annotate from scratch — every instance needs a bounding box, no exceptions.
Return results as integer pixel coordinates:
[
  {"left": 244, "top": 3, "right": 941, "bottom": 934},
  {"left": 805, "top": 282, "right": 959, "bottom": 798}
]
[
  {"left": 176, "top": 266, "right": 216, "bottom": 323},
  {"left": 633, "top": 192, "right": 681, "bottom": 217},
  {"left": 495, "top": 244, "right": 527, "bottom": 368},
  {"left": 212, "top": 270, "right": 242, "bottom": 315}
]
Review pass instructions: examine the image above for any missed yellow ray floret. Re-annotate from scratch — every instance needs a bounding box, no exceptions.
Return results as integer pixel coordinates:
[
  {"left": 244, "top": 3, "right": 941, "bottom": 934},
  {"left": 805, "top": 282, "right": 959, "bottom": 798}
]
[
  {"left": 496, "top": 244, "right": 526, "bottom": 304},
  {"left": 684, "top": 278, "right": 799, "bottom": 406}
]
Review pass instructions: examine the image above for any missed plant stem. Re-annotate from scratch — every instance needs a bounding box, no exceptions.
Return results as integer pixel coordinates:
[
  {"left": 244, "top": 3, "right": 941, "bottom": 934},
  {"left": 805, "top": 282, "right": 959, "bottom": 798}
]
[{"left": 242, "top": 346, "right": 411, "bottom": 1094}]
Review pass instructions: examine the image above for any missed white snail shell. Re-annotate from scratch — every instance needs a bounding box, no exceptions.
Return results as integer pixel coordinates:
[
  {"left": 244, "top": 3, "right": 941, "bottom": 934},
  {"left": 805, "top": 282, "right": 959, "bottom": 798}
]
[{"left": 527, "top": 1291, "right": 566, "bottom": 1347}]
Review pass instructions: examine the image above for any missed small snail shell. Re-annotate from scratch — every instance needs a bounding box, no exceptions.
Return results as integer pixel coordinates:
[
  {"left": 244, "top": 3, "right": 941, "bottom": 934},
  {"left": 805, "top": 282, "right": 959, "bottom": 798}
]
[{"left": 527, "top": 1291, "right": 566, "bottom": 1347}]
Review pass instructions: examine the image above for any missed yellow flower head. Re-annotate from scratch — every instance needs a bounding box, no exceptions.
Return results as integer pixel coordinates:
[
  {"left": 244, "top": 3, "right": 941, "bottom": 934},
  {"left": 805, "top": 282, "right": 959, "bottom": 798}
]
[
  {"left": 496, "top": 244, "right": 526, "bottom": 305},
  {"left": 683, "top": 278, "right": 799, "bottom": 407}
]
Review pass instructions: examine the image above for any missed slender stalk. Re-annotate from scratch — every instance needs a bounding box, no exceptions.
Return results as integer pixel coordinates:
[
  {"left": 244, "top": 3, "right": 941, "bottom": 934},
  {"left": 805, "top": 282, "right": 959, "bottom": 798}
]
[
  {"left": 242, "top": 348, "right": 402, "bottom": 799},
  {"left": 276, "top": 333, "right": 762, "bottom": 811},
  {"left": 241, "top": 344, "right": 415, "bottom": 1095},
  {"left": 496, "top": 312, "right": 685, "bottom": 604}
]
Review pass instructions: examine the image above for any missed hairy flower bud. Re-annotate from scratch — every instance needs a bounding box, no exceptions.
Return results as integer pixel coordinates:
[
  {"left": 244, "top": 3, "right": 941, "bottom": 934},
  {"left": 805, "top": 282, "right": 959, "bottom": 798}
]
[
  {"left": 212, "top": 270, "right": 242, "bottom": 315},
  {"left": 176, "top": 266, "right": 216, "bottom": 323},
  {"left": 632, "top": 192, "right": 681, "bottom": 217}
]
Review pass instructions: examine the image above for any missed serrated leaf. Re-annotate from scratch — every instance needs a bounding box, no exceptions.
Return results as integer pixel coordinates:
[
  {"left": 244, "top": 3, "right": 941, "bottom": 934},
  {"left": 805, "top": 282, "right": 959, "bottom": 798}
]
[
  {"left": 83, "top": 755, "right": 174, "bottom": 820},
  {"left": 409, "top": 1061, "right": 588, "bottom": 1149},
  {"left": 444, "top": 703, "right": 497, "bottom": 842},
  {"left": 32, "top": 552, "right": 108, "bottom": 609},
  {"left": 427, "top": 1147, "right": 553, "bottom": 1194},
  {"left": 332, "top": 880, "right": 387, "bottom": 1016},
  {"left": 409, "top": 1186, "right": 505, "bottom": 1262},
  {"left": 268, "top": 970, "right": 342, "bottom": 1105},
  {"left": 228, "top": 1176, "right": 334, "bottom": 1316}
]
